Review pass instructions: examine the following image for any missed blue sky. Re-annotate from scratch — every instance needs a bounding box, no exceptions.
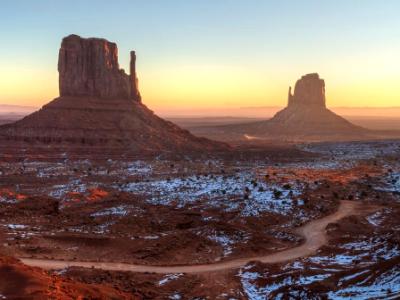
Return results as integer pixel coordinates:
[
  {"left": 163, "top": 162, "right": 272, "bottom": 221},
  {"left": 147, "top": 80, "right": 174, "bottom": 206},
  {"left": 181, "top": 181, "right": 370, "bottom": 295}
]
[{"left": 1, "top": 0, "right": 400, "bottom": 110}]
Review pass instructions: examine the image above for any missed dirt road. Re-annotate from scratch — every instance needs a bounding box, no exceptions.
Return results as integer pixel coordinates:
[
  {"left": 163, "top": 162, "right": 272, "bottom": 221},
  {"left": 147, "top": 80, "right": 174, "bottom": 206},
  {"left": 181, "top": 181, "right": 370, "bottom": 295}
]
[{"left": 20, "top": 200, "right": 367, "bottom": 274}]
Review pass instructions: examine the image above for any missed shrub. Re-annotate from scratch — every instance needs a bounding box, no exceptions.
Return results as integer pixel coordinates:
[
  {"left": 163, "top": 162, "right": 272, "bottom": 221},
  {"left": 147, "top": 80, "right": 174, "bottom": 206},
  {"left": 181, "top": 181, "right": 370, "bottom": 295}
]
[{"left": 273, "top": 189, "right": 282, "bottom": 199}]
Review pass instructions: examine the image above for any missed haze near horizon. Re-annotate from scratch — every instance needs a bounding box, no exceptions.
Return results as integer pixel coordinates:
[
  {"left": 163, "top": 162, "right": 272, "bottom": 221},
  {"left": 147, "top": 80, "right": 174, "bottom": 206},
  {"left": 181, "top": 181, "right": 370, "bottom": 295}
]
[{"left": 1, "top": 0, "right": 399, "bottom": 113}]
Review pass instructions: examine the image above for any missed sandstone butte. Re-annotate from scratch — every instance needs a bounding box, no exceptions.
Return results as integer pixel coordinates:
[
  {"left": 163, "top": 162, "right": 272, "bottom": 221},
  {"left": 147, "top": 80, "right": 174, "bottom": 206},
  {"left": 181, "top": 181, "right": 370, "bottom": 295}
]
[
  {"left": 206, "top": 73, "right": 369, "bottom": 141},
  {"left": 0, "top": 35, "right": 227, "bottom": 154},
  {"left": 269, "top": 73, "right": 366, "bottom": 135}
]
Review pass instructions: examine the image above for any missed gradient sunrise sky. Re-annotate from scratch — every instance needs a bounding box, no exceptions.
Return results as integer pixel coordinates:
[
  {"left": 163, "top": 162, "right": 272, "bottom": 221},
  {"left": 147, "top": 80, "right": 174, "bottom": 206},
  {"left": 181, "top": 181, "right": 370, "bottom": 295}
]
[{"left": 0, "top": 0, "right": 399, "bottom": 111}]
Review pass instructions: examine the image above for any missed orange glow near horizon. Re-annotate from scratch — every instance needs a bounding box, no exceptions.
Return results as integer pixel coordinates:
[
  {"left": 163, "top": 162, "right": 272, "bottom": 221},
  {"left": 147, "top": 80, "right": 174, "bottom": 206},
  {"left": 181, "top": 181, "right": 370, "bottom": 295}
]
[
  {"left": 1, "top": 61, "right": 399, "bottom": 112},
  {"left": 2, "top": 1, "right": 400, "bottom": 115}
]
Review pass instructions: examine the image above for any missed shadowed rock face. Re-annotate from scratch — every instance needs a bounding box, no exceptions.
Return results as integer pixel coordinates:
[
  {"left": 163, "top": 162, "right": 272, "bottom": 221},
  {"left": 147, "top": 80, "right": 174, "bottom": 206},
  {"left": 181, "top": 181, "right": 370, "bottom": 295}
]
[
  {"left": 0, "top": 34, "right": 227, "bottom": 154},
  {"left": 58, "top": 34, "right": 141, "bottom": 101},
  {"left": 129, "top": 51, "right": 141, "bottom": 102},
  {"left": 191, "top": 73, "right": 371, "bottom": 142},
  {"left": 262, "top": 73, "right": 366, "bottom": 138},
  {"left": 288, "top": 73, "right": 326, "bottom": 108}
]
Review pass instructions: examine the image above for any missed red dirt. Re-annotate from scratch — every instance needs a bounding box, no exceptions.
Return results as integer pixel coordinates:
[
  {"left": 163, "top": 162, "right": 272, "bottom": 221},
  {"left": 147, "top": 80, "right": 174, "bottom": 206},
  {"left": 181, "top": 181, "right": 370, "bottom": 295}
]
[
  {"left": 20, "top": 200, "right": 377, "bottom": 274},
  {"left": 0, "top": 255, "right": 140, "bottom": 299}
]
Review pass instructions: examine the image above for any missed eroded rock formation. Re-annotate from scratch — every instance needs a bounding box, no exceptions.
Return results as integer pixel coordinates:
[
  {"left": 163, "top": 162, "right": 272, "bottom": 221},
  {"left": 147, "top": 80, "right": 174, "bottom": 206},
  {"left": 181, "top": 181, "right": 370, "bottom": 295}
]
[
  {"left": 130, "top": 51, "right": 141, "bottom": 102},
  {"left": 192, "top": 73, "right": 370, "bottom": 142},
  {"left": 288, "top": 73, "right": 326, "bottom": 108},
  {"left": 0, "top": 35, "right": 226, "bottom": 154},
  {"left": 58, "top": 34, "right": 141, "bottom": 101},
  {"left": 265, "top": 73, "right": 366, "bottom": 138}
]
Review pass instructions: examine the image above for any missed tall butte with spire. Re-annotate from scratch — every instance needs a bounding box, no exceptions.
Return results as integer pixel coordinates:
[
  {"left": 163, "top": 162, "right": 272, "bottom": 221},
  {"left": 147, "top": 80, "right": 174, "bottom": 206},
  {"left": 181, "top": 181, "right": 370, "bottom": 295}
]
[{"left": 0, "top": 34, "right": 226, "bottom": 154}]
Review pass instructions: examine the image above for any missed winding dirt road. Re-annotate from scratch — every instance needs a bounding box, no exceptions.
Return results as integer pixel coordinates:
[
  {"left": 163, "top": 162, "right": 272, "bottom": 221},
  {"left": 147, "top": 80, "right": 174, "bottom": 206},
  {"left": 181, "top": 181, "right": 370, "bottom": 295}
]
[{"left": 20, "top": 200, "right": 365, "bottom": 274}]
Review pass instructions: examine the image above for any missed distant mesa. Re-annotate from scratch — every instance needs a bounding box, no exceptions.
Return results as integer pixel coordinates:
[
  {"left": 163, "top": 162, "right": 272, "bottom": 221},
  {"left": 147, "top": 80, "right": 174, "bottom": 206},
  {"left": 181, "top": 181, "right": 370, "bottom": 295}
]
[
  {"left": 191, "top": 73, "right": 370, "bottom": 142},
  {"left": 0, "top": 34, "right": 227, "bottom": 154}
]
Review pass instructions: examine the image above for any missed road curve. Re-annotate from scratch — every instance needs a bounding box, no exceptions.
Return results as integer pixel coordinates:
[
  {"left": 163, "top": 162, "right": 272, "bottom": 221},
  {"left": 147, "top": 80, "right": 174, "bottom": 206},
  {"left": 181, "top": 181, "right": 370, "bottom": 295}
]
[{"left": 20, "top": 200, "right": 363, "bottom": 274}]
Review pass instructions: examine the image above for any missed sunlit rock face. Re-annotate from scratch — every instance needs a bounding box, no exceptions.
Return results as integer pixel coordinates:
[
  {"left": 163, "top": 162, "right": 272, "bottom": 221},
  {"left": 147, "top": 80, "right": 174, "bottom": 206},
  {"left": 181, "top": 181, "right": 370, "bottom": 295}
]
[
  {"left": 58, "top": 34, "right": 141, "bottom": 101},
  {"left": 288, "top": 73, "right": 326, "bottom": 108}
]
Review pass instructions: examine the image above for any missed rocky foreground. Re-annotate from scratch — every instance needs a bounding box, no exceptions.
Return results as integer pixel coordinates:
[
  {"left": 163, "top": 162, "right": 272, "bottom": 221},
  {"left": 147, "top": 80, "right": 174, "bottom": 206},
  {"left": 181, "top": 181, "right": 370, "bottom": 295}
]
[{"left": 0, "top": 140, "right": 399, "bottom": 299}]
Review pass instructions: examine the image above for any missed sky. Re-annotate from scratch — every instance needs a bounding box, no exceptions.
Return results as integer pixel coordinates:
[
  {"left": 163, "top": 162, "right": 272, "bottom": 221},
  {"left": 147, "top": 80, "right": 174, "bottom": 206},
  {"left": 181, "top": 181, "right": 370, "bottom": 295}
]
[{"left": 0, "top": 0, "right": 399, "bottom": 113}]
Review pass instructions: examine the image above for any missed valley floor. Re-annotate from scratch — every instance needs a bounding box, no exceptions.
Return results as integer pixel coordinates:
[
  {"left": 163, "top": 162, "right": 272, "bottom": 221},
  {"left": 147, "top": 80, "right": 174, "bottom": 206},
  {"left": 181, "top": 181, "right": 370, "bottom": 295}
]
[{"left": 0, "top": 140, "right": 399, "bottom": 299}]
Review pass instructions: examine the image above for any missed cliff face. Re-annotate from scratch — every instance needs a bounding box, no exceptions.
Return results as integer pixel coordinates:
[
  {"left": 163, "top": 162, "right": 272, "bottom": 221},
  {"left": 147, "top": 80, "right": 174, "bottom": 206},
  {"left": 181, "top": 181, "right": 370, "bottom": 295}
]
[
  {"left": 288, "top": 73, "right": 326, "bottom": 108},
  {"left": 58, "top": 34, "right": 141, "bottom": 101},
  {"left": 0, "top": 34, "right": 226, "bottom": 154}
]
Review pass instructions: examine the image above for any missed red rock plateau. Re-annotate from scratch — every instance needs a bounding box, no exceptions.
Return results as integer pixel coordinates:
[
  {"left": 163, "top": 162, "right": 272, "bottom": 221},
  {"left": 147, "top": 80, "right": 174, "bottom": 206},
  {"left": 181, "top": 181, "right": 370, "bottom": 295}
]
[{"left": 0, "top": 35, "right": 227, "bottom": 155}]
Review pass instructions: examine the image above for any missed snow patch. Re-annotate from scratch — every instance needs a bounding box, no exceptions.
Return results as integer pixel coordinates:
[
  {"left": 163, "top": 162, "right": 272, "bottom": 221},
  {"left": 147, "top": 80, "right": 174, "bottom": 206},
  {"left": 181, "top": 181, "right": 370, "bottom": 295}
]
[{"left": 158, "top": 273, "right": 183, "bottom": 286}]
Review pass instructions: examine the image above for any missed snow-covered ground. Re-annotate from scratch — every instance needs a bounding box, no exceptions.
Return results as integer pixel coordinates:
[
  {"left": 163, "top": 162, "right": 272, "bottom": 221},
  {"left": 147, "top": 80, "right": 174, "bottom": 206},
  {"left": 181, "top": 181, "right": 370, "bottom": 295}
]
[
  {"left": 90, "top": 206, "right": 129, "bottom": 217},
  {"left": 195, "top": 228, "right": 250, "bottom": 257},
  {"left": 158, "top": 273, "right": 184, "bottom": 286},
  {"left": 239, "top": 265, "right": 332, "bottom": 300},
  {"left": 301, "top": 141, "right": 400, "bottom": 161},
  {"left": 328, "top": 267, "right": 400, "bottom": 300},
  {"left": 238, "top": 232, "right": 400, "bottom": 299},
  {"left": 118, "top": 172, "right": 304, "bottom": 217},
  {"left": 48, "top": 179, "right": 89, "bottom": 199},
  {"left": 379, "top": 172, "right": 400, "bottom": 194}
]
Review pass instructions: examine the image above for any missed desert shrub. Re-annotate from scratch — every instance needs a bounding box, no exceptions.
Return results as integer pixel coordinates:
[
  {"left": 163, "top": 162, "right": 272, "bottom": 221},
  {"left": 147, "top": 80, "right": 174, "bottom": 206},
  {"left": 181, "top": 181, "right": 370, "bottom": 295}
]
[{"left": 273, "top": 189, "right": 282, "bottom": 199}]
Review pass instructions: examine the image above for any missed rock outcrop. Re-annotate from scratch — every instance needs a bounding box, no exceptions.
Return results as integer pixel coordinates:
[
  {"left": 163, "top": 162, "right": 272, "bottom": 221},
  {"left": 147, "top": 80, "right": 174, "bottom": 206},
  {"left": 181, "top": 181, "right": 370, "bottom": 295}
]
[
  {"left": 288, "top": 73, "right": 325, "bottom": 108},
  {"left": 58, "top": 34, "right": 141, "bottom": 101},
  {"left": 191, "top": 73, "right": 370, "bottom": 142},
  {"left": 129, "top": 51, "right": 141, "bottom": 102},
  {"left": 0, "top": 35, "right": 226, "bottom": 155}
]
